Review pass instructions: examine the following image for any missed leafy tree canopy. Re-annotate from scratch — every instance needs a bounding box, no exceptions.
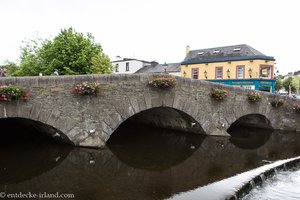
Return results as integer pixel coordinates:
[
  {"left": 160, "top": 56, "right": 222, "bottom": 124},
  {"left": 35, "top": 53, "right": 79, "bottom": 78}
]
[
  {"left": 12, "top": 27, "right": 113, "bottom": 76},
  {"left": 282, "top": 77, "right": 296, "bottom": 93},
  {"left": 274, "top": 78, "right": 282, "bottom": 91}
]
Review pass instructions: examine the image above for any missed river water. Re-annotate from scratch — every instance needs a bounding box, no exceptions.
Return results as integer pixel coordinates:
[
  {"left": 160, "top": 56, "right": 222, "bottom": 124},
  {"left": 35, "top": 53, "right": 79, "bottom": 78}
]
[{"left": 1, "top": 119, "right": 300, "bottom": 200}]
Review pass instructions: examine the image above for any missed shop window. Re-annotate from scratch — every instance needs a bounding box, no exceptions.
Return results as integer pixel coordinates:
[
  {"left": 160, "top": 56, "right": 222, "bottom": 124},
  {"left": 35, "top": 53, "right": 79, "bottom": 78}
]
[{"left": 260, "top": 65, "right": 271, "bottom": 78}]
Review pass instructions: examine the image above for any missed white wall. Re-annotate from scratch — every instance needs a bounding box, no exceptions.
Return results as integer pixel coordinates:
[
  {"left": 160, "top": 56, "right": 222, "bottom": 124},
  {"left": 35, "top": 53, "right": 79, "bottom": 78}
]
[{"left": 112, "top": 60, "right": 148, "bottom": 74}]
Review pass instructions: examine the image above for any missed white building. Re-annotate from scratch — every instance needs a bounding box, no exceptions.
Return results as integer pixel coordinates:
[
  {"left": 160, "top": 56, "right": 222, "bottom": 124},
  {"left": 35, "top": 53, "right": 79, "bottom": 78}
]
[{"left": 112, "top": 57, "right": 152, "bottom": 74}]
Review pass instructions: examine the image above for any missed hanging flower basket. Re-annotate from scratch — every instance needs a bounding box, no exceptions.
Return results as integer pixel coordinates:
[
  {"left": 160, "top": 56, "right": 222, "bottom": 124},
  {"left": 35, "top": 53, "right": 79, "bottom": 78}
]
[
  {"left": 73, "top": 81, "right": 100, "bottom": 95},
  {"left": 148, "top": 77, "right": 177, "bottom": 89},
  {"left": 247, "top": 91, "right": 262, "bottom": 103},
  {"left": 0, "top": 85, "right": 30, "bottom": 101},
  {"left": 210, "top": 88, "right": 228, "bottom": 101},
  {"left": 271, "top": 99, "right": 284, "bottom": 108}
]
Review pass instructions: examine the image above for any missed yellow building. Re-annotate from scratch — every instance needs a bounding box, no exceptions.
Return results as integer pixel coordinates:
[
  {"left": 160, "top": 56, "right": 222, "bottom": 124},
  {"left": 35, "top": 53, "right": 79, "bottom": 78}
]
[{"left": 181, "top": 44, "right": 276, "bottom": 92}]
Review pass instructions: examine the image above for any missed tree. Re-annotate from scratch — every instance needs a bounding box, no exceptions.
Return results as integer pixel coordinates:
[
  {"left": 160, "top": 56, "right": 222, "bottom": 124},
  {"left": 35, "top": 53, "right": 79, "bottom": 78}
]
[
  {"left": 282, "top": 77, "right": 296, "bottom": 94},
  {"left": 292, "top": 75, "right": 300, "bottom": 94},
  {"left": 13, "top": 27, "right": 112, "bottom": 76},
  {"left": 90, "top": 53, "right": 113, "bottom": 74},
  {"left": 274, "top": 78, "right": 283, "bottom": 91}
]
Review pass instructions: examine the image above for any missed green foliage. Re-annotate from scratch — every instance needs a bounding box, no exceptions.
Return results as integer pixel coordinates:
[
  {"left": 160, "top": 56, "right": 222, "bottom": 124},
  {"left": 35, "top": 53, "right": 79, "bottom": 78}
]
[
  {"left": 282, "top": 77, "right": 296, "bottom": 93},
  {"left": 0, "top": 85, "right": 30, "bottom": 101},
  {"left": 90, "top": 53, "right": 113, "bottom": 74},
  {"left": 271, "top": 99, "right": 284, "bottom": 108},
  {"left": 292, "top": 75, "right": 300, "bottom": 93},
  {"left": 2, "top": 60, "right": 19, "bottom": 76},
  {"left": 274, "top": 78, "right": 282, "bottom": 91},
  {"left": 210, "top": 88, "right": 228, "bottom": 101},
  {"left": 12, "top": 27, "right": 112, "bottom": 76}
]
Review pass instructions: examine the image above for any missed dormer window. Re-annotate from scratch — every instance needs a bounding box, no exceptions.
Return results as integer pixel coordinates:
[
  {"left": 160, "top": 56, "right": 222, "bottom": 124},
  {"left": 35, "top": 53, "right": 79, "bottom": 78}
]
[
  {"left": 213, "top": 50, "right": 220, "bottom": 54},
  {"left": 197, "top": 52, "right": 204, "bottom": 55},
  {"left": 233, "top": 48, "right": 241, "bottom": 52}
]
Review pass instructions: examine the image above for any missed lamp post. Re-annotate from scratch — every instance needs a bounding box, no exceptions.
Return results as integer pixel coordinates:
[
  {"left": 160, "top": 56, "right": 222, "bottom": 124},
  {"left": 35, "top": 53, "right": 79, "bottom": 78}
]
[
  {"left": 163, "top": 62, "right": 167, "bottom": 74},
  {"left": 248, "top": 68, "right": 253, "bottom": 78},
  {"left": 204, "top": 70, "right": 208, "bottom": 79},
  {"left": 226, "top": 69, "right": 230, "bottom": 79}
]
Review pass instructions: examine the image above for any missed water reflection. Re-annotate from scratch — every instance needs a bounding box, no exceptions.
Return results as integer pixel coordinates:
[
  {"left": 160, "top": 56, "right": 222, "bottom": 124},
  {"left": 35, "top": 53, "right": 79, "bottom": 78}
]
[
  {"left": 107, "top": 123, "right": 205, "bottom": 170},
  {"left": 0, "top": 118, "right": 72, "bottom": 184},
  {"left": 1, "top": 123, "right": 300, "bottom": 200},
  {"left": 228, "top": 126, "right": 272, "bottom": 149}
]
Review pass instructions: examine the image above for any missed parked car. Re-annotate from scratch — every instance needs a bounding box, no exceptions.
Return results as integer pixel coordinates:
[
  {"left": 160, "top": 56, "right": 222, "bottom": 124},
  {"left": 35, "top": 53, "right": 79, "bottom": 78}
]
[{"left": 279, "top": 93, "right": 289, "bottom": 97}]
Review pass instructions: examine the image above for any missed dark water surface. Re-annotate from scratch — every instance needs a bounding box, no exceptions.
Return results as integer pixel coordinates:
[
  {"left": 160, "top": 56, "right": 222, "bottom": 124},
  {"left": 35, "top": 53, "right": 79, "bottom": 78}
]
[{"left": 1, "top": 120, "right": 300, "bottom": 200}]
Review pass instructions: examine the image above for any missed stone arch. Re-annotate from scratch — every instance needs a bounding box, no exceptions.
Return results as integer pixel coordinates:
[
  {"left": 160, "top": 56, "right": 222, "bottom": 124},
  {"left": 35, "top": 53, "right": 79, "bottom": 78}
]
[
  {"left": 106, "top": 106, "right": 207, "bottom": 141},
  {"left": 228, "top": 113, "right": 273, "bottom": 130},
  {"left": 0, "top": 117, "right": 74, "bottom": 145}
]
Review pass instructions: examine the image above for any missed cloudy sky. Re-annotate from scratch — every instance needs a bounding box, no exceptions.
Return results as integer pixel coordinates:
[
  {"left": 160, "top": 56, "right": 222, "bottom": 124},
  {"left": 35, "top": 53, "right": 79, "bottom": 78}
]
[{"left": 0, "top": 0, "right": 299, "bottom": 75}]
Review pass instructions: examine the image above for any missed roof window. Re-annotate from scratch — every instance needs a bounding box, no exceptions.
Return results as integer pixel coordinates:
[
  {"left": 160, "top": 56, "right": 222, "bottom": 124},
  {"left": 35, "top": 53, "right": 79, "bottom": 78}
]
[
  {"left": 197, "top": 52, "right": 204, "bottom": 55},
  {"left": 233, "top": 48, "right": 241, "bottom": 51},
  {"left": 213, "top": 50, "right": 220, "bottom": 54}
]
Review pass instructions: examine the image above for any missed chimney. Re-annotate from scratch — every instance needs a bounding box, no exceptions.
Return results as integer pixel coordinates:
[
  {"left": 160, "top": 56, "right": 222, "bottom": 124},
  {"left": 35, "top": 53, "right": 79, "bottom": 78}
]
[
  {"left": 115, "top": 55, "right": 122, "bottom": 61},
  {"left": 186, "top": 45, "right": 190, "bottom": 55}
]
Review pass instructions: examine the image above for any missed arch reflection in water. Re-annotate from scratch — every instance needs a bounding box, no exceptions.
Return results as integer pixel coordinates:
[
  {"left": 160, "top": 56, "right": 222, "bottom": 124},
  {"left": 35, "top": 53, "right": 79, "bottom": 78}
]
[
  {"left": 228, "top": 114, "right": 273, "bottom": 149},
  {"left": 107, "top": 123, "right": 205, "bottom": 171},
  {"left": 228, "top": 126, "right": 273, "bottom": 149},
  {"left": 0, "top": 118, "right": 73, "bottom": 184}
]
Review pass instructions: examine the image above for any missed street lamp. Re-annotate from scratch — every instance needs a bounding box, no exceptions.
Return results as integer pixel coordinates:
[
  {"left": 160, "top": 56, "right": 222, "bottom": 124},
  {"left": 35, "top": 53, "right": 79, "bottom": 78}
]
[
  {"left": 163, "top": 62, "right": 167, "bottom": 73},
  {"left": 226, "top": 69, "right": 230, "bottom": 78},
  {"left": 248, "top": 68, "right": 253, "bottom": 78},
  {"left": 204, "top": 70, "right": 208, "bottom": 79}
]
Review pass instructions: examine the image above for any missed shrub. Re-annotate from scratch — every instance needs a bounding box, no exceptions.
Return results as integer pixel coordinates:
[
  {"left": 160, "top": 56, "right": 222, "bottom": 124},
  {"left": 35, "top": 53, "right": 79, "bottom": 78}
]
[
  {"left": 271, "top": 99, "right": 284, "bottom": 108},
  {"left": 73, "top": 81, "right": 100, "bottom": 95},
  {"left": 0, "top": 85, "right": 30, "bottom": 101},
  {"left": 248, "top": 91, "right": 262, "bottom": 103},
  {"left": 210, "top": 88, "right": 228, "bottom": 101},
  {"left": 148, "top": 77, "right": 177, "bottom": 89}
]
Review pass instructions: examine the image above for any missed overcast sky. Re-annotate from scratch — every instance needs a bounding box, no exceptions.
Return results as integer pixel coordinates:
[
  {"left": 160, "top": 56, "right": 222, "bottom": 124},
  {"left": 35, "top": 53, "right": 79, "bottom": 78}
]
[{"left": 0, "top": 0, "right": 299, "bottom": 75}]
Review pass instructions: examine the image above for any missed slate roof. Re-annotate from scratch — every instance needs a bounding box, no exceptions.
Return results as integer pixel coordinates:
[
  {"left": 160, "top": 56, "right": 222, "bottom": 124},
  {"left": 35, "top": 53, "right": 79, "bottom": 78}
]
[
  {"left": 135, "top": 62, "right": 181, "bottom": 73},
  {"left": 181, "top": 44, "right": 275, "bottom": 65}
]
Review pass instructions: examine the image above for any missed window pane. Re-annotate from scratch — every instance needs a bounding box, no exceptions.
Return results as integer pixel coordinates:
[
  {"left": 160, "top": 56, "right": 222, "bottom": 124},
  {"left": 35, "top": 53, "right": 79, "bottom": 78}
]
[
  {"left": 126, "top": 62, "right": 129, "bottom": 71},
  {"left": 192, "top": 69, "right": 198, "bottom": 79},
  {"left": 237, "top": 66, "right": 244, "bottom": 79},
  {"left": 216, "top": 67, "right": 222, "bottom": 79},
  {"left": 115, "top": 64, "right": 119, "bottom": 72},
  {"left": 260, "top": 66, "right": 271, "bottom": 78}
]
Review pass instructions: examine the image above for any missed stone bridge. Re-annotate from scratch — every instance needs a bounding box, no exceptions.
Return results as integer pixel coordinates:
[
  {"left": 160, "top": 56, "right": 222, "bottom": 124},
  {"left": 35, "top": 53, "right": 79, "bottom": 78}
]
[{"left": 0, "top": 74, "right": 299, "bottom": 148}]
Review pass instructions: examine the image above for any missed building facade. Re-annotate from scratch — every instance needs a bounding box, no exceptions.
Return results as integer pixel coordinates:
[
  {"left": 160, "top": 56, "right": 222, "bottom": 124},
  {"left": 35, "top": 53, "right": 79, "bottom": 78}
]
[
  {"left": 181, "top": 44, "right": 276, "bottom": 92},
  {"left": 112, "top": 58, "right": 152, "bottom": 74}
]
